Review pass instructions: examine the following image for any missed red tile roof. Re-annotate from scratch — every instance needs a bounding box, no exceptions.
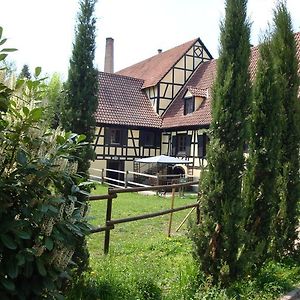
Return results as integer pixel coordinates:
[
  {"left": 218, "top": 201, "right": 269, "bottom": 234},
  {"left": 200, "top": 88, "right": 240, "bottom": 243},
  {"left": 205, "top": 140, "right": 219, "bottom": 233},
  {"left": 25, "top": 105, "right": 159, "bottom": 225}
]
[
  {"left": 95, "top": 72, "right": 162, "bottom": 128},
  {"left": 162, "top": 32, "right": 300, "bottom": 129},
  {"left": 187, "top": 87, "right": 208, "bottom": 98},
  {"left": 97, "top": 33, "right": 299, "bottom": 130},
  {"left": 162, "top": 60, "right": 217, "bottom": 129},
  {"left": 116, "top": 38, "right": 199, "bottom": 89}
]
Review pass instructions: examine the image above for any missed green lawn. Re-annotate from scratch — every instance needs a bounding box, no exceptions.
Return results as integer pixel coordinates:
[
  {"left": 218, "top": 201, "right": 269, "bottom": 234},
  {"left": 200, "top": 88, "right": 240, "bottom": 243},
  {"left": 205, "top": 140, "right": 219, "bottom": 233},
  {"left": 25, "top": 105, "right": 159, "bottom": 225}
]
[
  {"left": 66, "top": 184, "right": 300, "bottom": 300},
  {"left": 85, "top": 184, "right": 199, "bottom": 300}
]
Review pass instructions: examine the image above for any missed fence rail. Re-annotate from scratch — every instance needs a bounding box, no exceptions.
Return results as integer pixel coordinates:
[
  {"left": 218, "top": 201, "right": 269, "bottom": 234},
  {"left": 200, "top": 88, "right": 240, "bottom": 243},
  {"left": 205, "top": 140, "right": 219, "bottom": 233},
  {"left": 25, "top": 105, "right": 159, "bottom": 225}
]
[
  {"left": 88, "top": 180, "right": 200, "bottom": 254},
  {"left": 128, "top": 170, "right": 157, "bottom": 178},
  {"left": 90, "top": 168, "right": 194, "bottom": 190}
]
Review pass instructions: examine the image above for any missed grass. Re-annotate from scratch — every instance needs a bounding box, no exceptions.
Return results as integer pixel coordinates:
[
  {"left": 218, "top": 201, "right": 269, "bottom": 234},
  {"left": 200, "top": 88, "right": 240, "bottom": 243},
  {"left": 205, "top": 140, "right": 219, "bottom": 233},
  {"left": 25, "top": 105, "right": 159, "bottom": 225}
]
[{"left": 66, "top": 184, "right": 300, "bottom": 300}]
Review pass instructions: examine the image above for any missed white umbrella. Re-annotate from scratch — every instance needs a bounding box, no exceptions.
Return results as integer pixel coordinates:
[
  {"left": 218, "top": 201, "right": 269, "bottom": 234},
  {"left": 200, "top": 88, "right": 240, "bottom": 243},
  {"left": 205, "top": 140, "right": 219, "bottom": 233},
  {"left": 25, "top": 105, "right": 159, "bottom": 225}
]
[{"left": 135, "top": 155, "right": 190, "bottom": 164}]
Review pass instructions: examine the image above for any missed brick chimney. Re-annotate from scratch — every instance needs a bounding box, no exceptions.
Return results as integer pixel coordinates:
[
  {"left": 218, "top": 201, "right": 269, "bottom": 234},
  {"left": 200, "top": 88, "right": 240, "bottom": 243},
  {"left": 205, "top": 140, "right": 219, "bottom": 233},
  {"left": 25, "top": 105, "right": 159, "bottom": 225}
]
[{"left": 104, "top": 37, "right": 114, "bottom": 73}]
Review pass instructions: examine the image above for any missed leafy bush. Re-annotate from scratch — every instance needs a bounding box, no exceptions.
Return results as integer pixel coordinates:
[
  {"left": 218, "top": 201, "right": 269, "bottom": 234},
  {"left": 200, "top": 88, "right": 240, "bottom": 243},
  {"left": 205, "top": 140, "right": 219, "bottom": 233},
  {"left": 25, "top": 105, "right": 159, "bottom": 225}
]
[{"left": 0, "top": 30, "right": 91, "bottom": 299}]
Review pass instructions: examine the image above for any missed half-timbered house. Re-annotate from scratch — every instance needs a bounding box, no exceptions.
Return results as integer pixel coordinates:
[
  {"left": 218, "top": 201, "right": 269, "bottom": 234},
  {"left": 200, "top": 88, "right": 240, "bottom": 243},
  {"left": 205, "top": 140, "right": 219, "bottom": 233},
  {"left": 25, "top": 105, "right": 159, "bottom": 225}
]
[{"left": 92, "top": 33, "right": 300, "bottom": 180}]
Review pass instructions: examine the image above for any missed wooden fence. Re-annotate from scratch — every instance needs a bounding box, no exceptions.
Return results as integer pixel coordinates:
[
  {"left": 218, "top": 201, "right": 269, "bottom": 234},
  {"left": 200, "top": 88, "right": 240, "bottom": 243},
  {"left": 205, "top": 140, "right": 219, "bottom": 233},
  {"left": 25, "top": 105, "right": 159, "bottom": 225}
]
[
  {"left": 88, "top": 180, "right": 200, "bottom": 254},
  {"left": 90, "top": 167, "right": 194, "bottom": 191}
]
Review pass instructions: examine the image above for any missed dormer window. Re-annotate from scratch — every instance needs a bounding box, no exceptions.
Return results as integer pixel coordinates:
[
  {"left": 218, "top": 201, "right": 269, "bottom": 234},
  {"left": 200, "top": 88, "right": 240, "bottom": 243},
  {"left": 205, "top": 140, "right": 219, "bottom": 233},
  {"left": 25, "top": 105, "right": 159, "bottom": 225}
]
[
  {"left": 184, "top": 96, "right": 195, "bottom": 115},
  {"left": 183, "top": 88, "right": 207, "bottom": 115}
]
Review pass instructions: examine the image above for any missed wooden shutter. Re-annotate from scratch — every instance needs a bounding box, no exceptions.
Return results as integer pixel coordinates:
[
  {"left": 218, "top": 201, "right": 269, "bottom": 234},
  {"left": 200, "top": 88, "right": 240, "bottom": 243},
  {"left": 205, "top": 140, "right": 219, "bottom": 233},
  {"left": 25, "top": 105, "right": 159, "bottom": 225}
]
[
  {"left": 140, "top": 130, "right": 145, "bottom": 146},
  {"left": 203, "top": 133, "right": 208, "bottom": 157},
  {"left": 185, "top": 135, "right": 192, "bottom": 156},
  {"left": 104, "top": 127, "right": 110, "bottom": 146},
  {"left": 172, "top": 136, "right": 177, "bottom": 156},
  {"left": 155, "top": 132, "right": 161, "bottom": 148},
  {"left": 198, "top": 133, "right": 208, "bottom": 158},
  {"left": 122, "top": 129, "right": 128, "bottom": 147}
]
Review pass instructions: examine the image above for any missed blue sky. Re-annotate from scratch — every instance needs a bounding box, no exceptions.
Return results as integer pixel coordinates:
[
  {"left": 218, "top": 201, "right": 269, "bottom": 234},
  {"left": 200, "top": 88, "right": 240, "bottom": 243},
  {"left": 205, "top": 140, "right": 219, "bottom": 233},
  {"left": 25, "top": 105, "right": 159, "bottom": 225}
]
[{"left": 0, "top": 0, "right": 299, "bottom": 80}]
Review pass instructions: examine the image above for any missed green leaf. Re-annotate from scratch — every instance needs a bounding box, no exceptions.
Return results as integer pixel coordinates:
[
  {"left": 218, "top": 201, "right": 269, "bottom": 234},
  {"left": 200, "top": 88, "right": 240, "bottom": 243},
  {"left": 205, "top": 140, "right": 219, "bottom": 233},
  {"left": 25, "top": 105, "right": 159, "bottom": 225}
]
[
  {"left": 71, "top": 185, "right": 80, "bottom": 194},
  {"left": 77, "top": 134, "right": 86, "bottom": 143},
  {"left": 17, "top": 231, "right": 31, "bottom": 239},
  {"left": 43, "top": 277, "right": 55, "bottom": 291},
  {"left": 0, "top": 27, "right": 3, "bottom": 40},
  {"left": 0, "top": 48, "right": 17, "bottom": 52},
  {"left": 48, "top": 205, "right": 58, "bottom": 213},
  {"left": 56, "top": 135, "right": 65, "bottom": 145},
  {"left": 1, "top": 278, "right": 15, "bottom": 291},
  {"left": 16, "top": 148, "right": 28, "bottom": 166},
  {"left": 7, "top": 260, "right": 18, "bottom": 279},
  {"left": 40, "top": 204, "right": 49, "bottom": 213},
  {"left": 30, "top": 107, "right": 42, "bottom": 121},
  {"left": 15, "top": 79, "right": 25, "bottom": 89},
  {"left": 22, "top": 106, "right": 29, "bottom": 116},
  {"left": 53, "top": 292, "right": 65, "bottom": 300},
  {"left": 24, "top": 263, "right": 33, "bottom": 278},
  {"left": 0, "top": 38, "right": 7, "bottom": 46},
  {"left": 16, "top": 254, "right": 26, "bottom": 266},
  {"left": 78, "top": 190, "right": 90, "bottom": 197},
  {"left": 45, "top": 237, "right": 53, "bottom": 250},
  {"left": 0, "top": 234, "right": 17, "bottom": 250},
  {"left": 51, "top": 197, "right": 65, "bottom": 204},
  {"left": 0, "top": 53, "right": 7, "bottom": 61},
  {"left": 0, "top": 97, "right": 8, "bottom": 112},
  {"left": 0, "top": 119, "right": 8, "bottom": 130},
  {"left": 10, "top": 100, "right": 16, "bottom": 107},
  {"left": 34, "top": 66, "right": 42, "bottom": 77},
  {"left": 36, "top": 258, "right": 47, "bottom": 276}
]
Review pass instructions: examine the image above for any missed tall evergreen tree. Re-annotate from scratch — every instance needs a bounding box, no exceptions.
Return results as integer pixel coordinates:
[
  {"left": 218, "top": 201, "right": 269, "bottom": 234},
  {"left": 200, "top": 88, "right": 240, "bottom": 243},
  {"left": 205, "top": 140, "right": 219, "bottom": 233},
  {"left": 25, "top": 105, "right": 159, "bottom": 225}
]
[
  {"left": 63, "top": 0, "right": 98, "bottom": 175},
  {"left": 243, "top": 38, "right": 282, "bottom": 270},
  {"left": 271, "top": 1, "right": 300, "bottom": 256},
  {"left": 62, "top": 0, "right": 98, "bottom": 276},
  {"left": 190, "top": 0, "right": 251, "bottom": 284}
]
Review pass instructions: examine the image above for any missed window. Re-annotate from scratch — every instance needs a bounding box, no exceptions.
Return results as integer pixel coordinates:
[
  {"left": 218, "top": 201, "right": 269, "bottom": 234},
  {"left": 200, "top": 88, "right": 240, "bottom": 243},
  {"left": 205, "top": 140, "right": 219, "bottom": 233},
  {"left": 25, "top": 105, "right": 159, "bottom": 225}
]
[
  {"left": 140, "top": 130, "right": 161, "bottom": 148},
  {"left": 177, "top": 135, "right": 187, "bottom": 153},
  {"left": 172, "top": 134, "right": 192, "bottom": 156},
  {"left": 184, "top": 96, "right": 195, "bottom": 115},
  {"left": 104, "top": 127, "right": 127, "bottom": 146},
  {"left": 110, "top": 128, "right": 121, "bottom": 144}
]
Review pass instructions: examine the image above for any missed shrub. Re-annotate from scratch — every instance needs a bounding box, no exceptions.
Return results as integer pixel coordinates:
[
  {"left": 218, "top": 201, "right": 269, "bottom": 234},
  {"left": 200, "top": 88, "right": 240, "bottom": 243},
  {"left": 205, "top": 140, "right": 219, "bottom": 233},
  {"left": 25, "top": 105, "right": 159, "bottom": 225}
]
[{"left": 0, "top": 33, "right": 91, "bottom": 299}]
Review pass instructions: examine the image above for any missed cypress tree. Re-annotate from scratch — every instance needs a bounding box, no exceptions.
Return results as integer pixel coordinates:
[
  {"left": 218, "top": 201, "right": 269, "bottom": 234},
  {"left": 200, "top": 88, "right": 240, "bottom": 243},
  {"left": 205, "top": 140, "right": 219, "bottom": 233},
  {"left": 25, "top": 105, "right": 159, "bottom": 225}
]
[
  {"left": 271, "top": 1, "right": 300, "bottom": 256},
  {"left": 62, "top": 0, "right": 98, "bottom": 276},
  {"left": 243, "top": 38, "right": 282, "bottom": 270},
  {"left": 63, "top": 0, "right": 98, "bottom": 175},
  {"left": 190, "top": 0, "right": 251, "bottom": 284}
]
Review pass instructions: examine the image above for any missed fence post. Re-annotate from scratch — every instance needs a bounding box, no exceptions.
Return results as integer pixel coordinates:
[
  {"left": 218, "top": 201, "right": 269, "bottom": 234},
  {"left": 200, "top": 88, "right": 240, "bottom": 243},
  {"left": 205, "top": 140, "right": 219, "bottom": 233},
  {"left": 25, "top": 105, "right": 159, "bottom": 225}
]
[
  {"left": 104, "top": 188, "right": 114, "bottom": 254},
  {"left": 101, "top": 168, "right": 104, "bottom": 185},
  {"left": 167, "top": 187, "right": 176, "bottom": 237},
  {"left": 156, "top": 174, "right": 160, "bottom": 195},
  {"left": 125, "top": 170, "right": 129, "bottom": 188}
]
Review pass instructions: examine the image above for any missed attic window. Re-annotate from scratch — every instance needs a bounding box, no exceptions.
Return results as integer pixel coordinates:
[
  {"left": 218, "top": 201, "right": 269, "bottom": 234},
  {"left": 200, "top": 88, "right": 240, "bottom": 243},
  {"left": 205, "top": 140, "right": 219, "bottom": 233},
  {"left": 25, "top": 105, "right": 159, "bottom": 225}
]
[{"left": 184, "top": 96, "right": 195, "bottom": 115}]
